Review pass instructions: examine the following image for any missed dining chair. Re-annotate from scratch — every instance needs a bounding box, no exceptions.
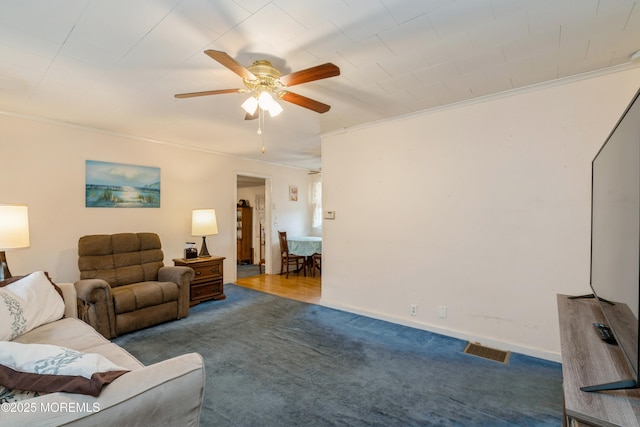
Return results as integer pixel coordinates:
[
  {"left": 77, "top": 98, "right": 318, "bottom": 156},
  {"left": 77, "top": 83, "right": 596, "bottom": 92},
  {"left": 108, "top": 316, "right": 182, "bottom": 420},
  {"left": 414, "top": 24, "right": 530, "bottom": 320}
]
[
  {"left": 311, "top": 253, "right": 321, "bottom": 277},
  {"left": 278, "top": 231, "right": 306, "bottom": 278}
]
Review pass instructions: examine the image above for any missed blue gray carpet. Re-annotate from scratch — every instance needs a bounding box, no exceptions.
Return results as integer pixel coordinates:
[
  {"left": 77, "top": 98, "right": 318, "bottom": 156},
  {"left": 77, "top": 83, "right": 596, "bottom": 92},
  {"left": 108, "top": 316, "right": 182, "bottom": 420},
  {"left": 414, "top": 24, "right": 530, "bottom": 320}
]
[{"left": 113, "top": 284, "right": 563, "bottom": 426}]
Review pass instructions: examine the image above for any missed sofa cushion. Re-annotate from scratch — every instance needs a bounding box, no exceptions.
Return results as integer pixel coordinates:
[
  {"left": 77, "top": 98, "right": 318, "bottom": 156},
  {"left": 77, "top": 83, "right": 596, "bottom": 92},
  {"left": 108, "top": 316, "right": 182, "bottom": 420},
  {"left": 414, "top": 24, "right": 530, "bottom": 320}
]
[
  {"left": 14, "top": 317, "right": 144, "bottom": 370},
  {"left": 0, "top": 272, "right": 64, "bottom": 341},
  {"left": 111, "top": 281, "right": 179, "bottom": 315},
  {"left": 0, "top": 341, "right": 128, "bottom": 396}
]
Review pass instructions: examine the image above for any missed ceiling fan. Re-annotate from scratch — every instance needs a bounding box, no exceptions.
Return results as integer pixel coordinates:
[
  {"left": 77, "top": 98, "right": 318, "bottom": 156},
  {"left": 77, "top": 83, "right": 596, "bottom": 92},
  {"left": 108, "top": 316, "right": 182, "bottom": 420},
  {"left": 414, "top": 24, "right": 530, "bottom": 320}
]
[{"left": 175, "top": 50, "right": 340, "bottom": 120}]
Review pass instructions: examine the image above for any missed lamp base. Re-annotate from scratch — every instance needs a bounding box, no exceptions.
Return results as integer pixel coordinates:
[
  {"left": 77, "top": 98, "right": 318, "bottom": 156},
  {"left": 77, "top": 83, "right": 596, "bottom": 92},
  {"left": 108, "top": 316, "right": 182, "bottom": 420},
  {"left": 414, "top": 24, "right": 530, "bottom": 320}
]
[
  {"left": 199, "top": 236, "right": 211, "bottom": 257},
  {"left": 0, "top": 251, "right": 12, "bottom": 281}
]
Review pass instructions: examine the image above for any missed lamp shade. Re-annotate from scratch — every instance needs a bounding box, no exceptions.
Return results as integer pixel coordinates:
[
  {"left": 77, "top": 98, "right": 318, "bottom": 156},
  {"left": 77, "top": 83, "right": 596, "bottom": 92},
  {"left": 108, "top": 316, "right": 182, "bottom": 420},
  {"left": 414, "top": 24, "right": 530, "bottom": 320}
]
[
  {"left": 192, "top": 209, "right": 218, "bottom": 236},
  {"left": 0, "top": 205, "right": 30, "bottom": 249}
]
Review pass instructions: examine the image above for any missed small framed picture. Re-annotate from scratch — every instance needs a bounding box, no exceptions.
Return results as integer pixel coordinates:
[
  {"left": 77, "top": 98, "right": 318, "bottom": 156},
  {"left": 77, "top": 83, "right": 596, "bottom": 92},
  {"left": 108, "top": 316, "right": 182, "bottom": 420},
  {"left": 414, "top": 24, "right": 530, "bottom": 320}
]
[{"left": 289, "top": 185, "right": 298, "bottom": 201}]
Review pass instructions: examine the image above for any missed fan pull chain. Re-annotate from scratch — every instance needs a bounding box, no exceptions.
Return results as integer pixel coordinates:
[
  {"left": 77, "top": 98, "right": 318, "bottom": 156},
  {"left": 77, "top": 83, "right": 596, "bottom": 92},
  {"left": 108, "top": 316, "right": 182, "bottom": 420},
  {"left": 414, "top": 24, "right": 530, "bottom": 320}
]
[
  {"left": 258, "top": 108, "right": 265, "bottom": 153},
  {"left": 257, "top": 106, "right": 263, "bottom": 135}
]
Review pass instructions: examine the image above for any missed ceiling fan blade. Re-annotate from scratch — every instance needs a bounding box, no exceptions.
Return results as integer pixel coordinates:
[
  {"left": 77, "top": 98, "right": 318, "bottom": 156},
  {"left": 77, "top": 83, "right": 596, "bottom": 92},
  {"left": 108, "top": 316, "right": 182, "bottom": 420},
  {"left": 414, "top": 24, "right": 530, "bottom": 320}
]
[
  {"left": 175, "top": 89, "right": 243, "bottom": 98},
  {"left": 204, "top": 50, "right": 256, "bottom": 80},
  {"left": 279, "top": 63, "right": 340, "bottom": 87},
  {"left": 280, "top": 91, "right": 331, "bottom": 113}
]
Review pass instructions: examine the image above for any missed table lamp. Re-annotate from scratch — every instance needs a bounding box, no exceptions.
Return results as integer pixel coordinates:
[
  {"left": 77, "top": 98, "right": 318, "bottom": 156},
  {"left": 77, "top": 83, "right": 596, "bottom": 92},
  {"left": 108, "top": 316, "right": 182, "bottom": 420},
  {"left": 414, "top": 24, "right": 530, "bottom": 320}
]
[
  {"left": 0, "top": 204, "right": 30, "bottom": 280},
  {"left": 192, "top": 209, "right": 218, "bottom": 257}
]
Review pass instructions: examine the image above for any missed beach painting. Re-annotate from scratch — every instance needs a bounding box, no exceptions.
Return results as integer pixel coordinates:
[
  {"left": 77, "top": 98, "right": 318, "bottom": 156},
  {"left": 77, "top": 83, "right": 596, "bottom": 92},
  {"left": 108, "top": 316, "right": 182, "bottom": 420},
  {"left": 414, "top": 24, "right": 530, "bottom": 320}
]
[{"left": 86, "top": 160, "right": 161, "bottom": 208}]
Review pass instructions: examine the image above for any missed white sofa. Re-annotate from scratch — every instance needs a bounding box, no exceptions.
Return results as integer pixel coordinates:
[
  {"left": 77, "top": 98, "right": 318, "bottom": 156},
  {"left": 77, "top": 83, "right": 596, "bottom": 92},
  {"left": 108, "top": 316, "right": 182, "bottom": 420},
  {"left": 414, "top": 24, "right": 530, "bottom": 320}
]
[{"left": 2, "top": 281, "right": 205, "bottom": 426}]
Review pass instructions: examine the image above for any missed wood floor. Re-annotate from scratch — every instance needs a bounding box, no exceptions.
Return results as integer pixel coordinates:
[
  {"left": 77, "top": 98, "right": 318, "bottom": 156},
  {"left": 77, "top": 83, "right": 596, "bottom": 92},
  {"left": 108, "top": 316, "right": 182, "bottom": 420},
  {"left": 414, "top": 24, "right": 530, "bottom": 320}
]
[{"left": 234, "top": 271, "right": 321, "bottom": 304}]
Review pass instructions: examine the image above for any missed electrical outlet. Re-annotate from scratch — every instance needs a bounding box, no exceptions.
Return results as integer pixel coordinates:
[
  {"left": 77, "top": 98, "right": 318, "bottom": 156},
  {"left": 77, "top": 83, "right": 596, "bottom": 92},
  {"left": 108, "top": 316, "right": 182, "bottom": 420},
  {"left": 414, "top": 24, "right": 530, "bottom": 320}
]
[
  {"left": 410, "top": 304, "right": 417, "bottom": 316},
  {"left": 439, "top": 306, "right": 447, "bottom": 319}
]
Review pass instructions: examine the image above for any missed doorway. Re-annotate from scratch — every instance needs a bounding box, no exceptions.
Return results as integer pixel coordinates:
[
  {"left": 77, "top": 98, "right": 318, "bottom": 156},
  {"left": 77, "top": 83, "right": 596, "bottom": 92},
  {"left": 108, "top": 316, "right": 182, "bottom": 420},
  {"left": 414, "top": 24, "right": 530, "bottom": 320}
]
[{"left": 236, "top": 174, "right": 270, "bottom": 280}]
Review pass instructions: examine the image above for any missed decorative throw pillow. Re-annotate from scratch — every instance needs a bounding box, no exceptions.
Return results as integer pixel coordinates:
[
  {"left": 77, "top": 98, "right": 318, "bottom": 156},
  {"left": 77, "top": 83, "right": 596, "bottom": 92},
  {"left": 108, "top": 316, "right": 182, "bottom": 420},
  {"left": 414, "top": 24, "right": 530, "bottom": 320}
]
[
  {"left": 0, "top": 271, "right": 65, "bottom": 341},
  {"left": 0, "top": 385, "right": 39, "bottom": 403},
  {"left": 0, "top": 342, "right": 129, "bottom": 397},
  {"left": 0, "top": 272, "right": 63, "bottom": 298},
  {"left": 0, "top": 276, "right": 23, "bottom": 287}
]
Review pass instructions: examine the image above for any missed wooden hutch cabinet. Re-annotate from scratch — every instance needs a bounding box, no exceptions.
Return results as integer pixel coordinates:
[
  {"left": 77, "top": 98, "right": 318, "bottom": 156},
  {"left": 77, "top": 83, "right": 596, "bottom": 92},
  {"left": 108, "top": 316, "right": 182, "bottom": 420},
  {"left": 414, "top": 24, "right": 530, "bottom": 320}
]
[
  {"left": 173, "top": 256, "right": 225, "bottom": 306},
  {"left": 236, "top": 206, "right": 253, "bottom": 264}
]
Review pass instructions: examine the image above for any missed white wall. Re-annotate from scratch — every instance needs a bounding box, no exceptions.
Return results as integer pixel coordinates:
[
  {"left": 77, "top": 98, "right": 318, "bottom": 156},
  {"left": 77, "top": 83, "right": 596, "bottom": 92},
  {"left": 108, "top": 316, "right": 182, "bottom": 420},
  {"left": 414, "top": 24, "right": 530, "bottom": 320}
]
[
  {"left": 0, "top": 114, "right": 312, "bottom": 283},
  {"left": 321, "top": 67, "right": 640, "bottom": 360}
]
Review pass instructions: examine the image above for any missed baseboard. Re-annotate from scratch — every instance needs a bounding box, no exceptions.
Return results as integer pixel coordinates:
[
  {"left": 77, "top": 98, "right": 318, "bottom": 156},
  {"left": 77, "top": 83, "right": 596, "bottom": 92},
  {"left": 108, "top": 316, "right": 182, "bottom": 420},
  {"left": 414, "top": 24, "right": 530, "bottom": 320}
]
[{"left": 318, "top": 298, "right": 561, "bottom": 363}]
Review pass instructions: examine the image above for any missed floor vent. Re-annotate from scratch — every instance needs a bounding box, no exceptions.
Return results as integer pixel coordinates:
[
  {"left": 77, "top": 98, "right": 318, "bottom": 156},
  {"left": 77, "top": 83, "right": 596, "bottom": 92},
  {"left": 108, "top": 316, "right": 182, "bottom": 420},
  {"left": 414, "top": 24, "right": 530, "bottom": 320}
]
[{"left": 463, "top": 342, "right": 510, "bottom": 364}]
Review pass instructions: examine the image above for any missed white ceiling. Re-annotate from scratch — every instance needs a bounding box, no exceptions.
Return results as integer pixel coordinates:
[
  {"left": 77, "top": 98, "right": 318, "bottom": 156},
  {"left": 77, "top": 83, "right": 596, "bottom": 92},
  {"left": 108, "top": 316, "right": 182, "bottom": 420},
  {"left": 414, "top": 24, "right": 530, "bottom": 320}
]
[{"left": 1, "top": 0, "right": 639, "bottom": 170}]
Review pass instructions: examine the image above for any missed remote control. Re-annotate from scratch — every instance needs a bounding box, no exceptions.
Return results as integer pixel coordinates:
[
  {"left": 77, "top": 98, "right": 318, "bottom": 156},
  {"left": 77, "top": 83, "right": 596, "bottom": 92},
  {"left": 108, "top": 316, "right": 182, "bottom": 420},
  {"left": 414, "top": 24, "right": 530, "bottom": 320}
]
[{"left": 593, "top": 322, "right": 617, "bottom": 345}]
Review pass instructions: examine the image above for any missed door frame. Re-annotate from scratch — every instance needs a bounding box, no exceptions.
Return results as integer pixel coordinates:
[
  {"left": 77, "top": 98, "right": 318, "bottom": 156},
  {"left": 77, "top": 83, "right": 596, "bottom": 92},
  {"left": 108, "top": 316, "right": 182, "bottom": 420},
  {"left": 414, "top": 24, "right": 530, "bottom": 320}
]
[{"left": 235, "top": 172, "right": 272, "bottom": 275}]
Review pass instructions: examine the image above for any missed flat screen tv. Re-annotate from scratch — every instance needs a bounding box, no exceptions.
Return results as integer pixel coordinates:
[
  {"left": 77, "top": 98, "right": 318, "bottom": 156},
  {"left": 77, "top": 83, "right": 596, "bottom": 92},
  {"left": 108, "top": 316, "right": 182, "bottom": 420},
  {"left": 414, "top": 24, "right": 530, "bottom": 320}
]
[{"left": 587, "top": 86, "right": 640, "bottom": 392}]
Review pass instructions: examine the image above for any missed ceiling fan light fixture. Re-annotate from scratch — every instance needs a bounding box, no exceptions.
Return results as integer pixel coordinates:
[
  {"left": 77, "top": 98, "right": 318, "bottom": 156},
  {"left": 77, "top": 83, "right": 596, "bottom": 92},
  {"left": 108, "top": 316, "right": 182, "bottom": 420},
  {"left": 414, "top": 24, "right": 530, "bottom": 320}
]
[
  {"left": 241, "top": 96, "right": 258, "bottom": 114},
  {"left": 268, "top": 100, "right": 283, "bottom": 117},
  {"left": 175, "top": 50, "right": 340, "bottom": 144},
  {"left": 257, "top": 91, "right": 282, "bottom": 117},
  {"left": 258, "top": 91, "right": 275, "bottom": 109}
]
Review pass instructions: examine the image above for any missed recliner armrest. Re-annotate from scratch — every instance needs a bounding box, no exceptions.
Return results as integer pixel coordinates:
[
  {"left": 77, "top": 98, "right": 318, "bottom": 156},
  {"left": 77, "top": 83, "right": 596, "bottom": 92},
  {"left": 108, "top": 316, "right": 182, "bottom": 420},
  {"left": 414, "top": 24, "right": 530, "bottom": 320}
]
[
  {"left": 75, "top": 278, "right": 112, "bottom": 303},
  {"left": 159, "top": 266, "right": 194, "bottom": 318},
  {"left": 158, "top": 265, "right": 194, "bottom": 287},
  {"left": 74, "top": 279, "right": 116, "bottom": 338}
]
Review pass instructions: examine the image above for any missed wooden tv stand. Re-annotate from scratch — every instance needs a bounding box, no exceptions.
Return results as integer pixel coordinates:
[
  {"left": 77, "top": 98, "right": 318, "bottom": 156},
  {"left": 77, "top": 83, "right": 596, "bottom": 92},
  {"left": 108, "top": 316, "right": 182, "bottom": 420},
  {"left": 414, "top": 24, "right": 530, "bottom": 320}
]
[{"left": 557, "top": 294, "right": 640, "bottom": 426}]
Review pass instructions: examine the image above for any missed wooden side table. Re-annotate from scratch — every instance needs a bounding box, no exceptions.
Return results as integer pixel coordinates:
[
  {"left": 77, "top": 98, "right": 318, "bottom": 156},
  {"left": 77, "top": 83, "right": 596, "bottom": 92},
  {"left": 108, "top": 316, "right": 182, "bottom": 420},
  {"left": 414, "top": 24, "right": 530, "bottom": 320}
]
[
  {"left": 557, "top": 294, "right": 640, "bottom": 426},
  {"left": 173, "top": 256, "right": 225, "bottom": 306}
]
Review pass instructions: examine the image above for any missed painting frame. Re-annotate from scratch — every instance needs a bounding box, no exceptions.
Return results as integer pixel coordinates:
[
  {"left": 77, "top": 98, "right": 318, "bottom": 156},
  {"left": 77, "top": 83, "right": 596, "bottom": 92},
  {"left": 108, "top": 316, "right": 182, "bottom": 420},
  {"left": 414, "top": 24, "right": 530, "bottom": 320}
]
[
  {"left": 289, "top": 185, "right": 298, "bottom": 202},
  {"left": 85, "top": 160, "right": 161, "bottom": 208}
]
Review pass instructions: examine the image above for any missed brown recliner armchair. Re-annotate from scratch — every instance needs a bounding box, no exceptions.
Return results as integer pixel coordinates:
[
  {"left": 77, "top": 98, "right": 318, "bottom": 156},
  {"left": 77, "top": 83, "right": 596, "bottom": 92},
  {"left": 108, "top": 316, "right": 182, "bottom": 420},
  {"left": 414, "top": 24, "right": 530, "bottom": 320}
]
[{"left": 75, "top": 232, "right": 194, "bottom": 339}]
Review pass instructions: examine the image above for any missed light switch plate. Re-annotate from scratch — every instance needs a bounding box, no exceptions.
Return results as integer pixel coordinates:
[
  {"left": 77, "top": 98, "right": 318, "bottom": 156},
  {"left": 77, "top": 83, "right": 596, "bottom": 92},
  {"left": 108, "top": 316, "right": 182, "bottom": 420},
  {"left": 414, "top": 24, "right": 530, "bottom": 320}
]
[{"left": 323, "top": 210, "right": 335, "bottom": 220}]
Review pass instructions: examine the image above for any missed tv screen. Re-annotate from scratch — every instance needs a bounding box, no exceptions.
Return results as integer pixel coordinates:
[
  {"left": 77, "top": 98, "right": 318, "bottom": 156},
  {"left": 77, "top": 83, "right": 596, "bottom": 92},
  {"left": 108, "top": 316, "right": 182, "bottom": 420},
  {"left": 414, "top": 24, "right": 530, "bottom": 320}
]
[{"left": 589, "top": 86, "right": 640, "bottom": 391}]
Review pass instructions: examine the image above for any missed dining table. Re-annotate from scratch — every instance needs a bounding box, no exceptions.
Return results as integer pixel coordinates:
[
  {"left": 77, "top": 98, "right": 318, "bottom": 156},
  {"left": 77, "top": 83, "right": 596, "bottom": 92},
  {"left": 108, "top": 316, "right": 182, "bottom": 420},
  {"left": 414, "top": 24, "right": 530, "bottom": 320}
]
[
  {"left": 287, "top": 236, "right": 322, "bottom": 275},
  {"left": 287, "top": 236, "right": 322, "bottom": 256}
]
